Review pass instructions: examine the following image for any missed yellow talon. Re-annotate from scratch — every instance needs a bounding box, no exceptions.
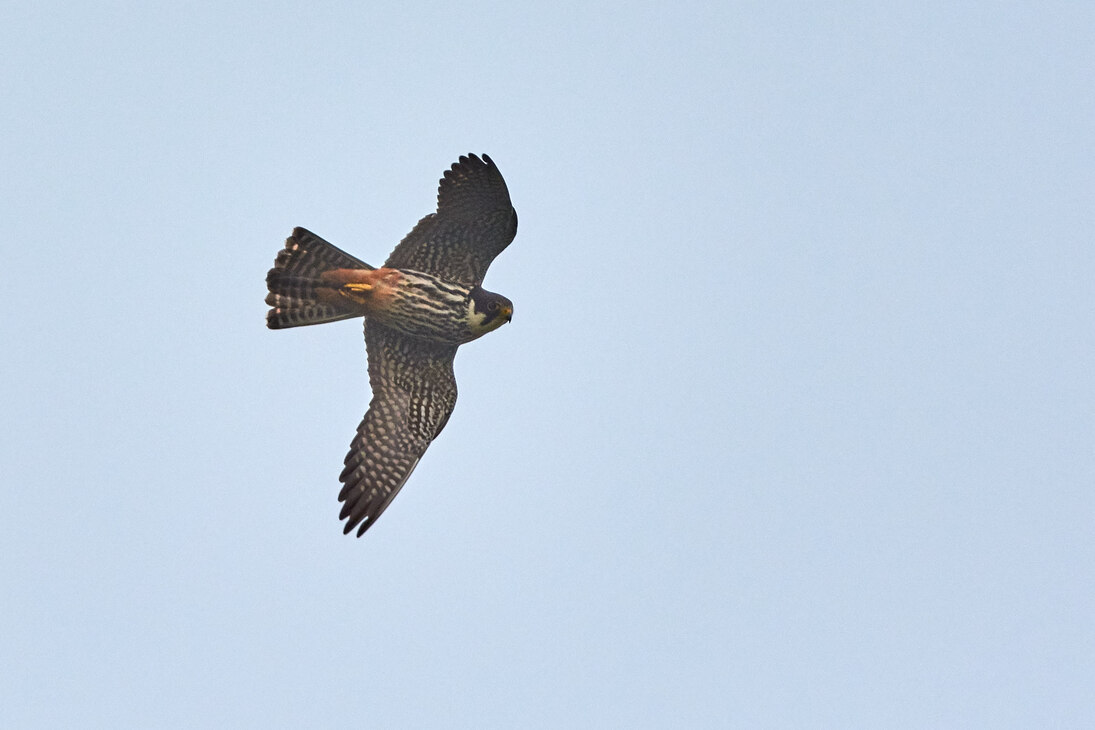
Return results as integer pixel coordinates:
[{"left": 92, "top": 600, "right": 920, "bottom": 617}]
[{"left": 338, "top": 282, "right": 374, "bottom": 305}]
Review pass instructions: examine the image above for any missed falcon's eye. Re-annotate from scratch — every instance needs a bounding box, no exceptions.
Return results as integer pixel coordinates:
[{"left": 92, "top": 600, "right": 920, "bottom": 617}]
[{"left": 488, "top": 301, "right": 499, "bottom": 312}]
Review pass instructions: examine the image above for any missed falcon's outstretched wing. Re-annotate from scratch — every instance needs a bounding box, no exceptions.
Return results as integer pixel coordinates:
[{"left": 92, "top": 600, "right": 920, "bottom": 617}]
[
  {"left": 338, "top": 322, "right": 459, "bottom": 536},
  {"left": 384, "top": 154, "right": 518, "bottom": 289}
]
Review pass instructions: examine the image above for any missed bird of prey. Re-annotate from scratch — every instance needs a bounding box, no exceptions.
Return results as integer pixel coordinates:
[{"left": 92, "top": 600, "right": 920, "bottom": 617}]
[{"left": 266, "top": 154, "right": 517, "bottom": 536}]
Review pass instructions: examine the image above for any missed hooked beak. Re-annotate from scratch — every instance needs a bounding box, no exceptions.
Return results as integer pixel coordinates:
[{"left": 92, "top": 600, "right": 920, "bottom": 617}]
[{"left": 501, "top": 306, "right": 513, "bottom": 323}]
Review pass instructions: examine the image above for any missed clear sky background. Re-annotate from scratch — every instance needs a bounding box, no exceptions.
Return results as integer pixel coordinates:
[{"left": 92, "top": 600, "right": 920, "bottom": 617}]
[{"left": 3, "top": 2, "right": 1094, "bottom": 727}]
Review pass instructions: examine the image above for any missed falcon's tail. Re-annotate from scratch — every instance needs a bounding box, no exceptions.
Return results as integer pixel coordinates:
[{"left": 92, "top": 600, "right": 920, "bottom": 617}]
[{"left": 266, "top": 227, "right": 374, "bottom": 329}]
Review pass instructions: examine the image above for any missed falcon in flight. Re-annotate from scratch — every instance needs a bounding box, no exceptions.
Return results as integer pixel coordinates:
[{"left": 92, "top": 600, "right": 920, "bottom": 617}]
[{"left": 266, "top": 154, "right": 517, "bottom": 536}]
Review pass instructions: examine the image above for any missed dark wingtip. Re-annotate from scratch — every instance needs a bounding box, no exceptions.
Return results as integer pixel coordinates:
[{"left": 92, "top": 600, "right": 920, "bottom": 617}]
[
  {"left": 339, "top": 515, "right": 372, "bottom": 538},
  {"left": 451, "top": 153, "right": 491, "bottom": 172}
]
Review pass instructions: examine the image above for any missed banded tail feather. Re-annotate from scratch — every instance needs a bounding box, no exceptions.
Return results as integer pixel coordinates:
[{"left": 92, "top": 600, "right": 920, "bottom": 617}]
[{"left": 266, "top": 228, "right": 375, "bottom": 329}]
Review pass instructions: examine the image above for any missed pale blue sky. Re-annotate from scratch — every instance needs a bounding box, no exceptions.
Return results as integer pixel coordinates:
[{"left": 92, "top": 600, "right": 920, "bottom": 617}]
[{"left": 3, "top": 1, "right": 1094, "bottom": 727}]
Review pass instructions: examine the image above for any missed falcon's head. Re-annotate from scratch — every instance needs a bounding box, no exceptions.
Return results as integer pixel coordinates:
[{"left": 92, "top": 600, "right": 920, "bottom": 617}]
[{"left": 467, "top": 286, "right": 513, "bottom": 338}]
